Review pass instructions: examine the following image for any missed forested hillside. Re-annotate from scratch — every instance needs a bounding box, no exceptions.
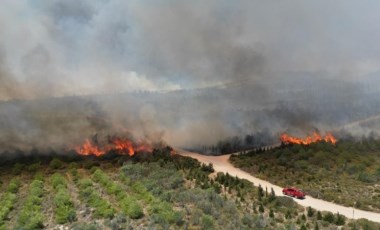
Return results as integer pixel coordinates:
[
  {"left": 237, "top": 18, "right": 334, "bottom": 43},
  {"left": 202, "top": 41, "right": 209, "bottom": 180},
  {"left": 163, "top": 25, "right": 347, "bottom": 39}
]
[
  {"left": 231, "top": 140, "right": 380, "bottom": 213},
  {"left": 0, "top": 148, "right": 378, "bottom": 229}
]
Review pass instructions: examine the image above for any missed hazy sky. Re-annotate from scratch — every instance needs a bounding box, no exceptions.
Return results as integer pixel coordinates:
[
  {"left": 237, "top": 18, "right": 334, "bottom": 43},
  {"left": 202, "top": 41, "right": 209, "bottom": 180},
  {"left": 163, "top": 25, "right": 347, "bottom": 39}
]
[{"left": 1, "top": 0, "right": 380, "bottom": 100}]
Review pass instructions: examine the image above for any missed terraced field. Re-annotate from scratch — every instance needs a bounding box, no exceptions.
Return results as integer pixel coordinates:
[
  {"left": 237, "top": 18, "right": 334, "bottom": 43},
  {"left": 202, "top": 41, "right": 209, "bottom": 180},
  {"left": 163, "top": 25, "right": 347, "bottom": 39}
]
[{"left": 0, "top": 148, "right": 378, "bottom": 229}]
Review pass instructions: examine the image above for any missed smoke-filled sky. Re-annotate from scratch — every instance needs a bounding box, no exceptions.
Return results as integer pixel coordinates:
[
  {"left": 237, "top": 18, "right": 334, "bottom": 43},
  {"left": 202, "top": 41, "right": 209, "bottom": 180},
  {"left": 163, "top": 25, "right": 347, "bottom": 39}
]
[
  {"left": 1, "top": 0, "right": 380, "bottom": 152},
  {"left": 2, "top": 0, "right": 380, "bottom": 100}
]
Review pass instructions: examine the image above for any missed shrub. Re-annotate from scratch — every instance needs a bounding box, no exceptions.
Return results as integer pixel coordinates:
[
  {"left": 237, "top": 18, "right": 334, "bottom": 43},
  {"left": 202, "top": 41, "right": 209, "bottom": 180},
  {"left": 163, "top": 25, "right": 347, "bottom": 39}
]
[
  {"left": 323, "top": 212, "right": 334, "bottom": 223},
  {"left": 27, "top": 162, "right": 41, "bottom": 173},
  {"left": 358, "top": 172, "right": 375, "bottom": 183},
  {"left": 77, "top": 178, "right": 115, "bottom": 219},
  {"left": 307, "top": 206, "right": 315, "bottom": 217},
  {"left": 12, "top": 163, "right": 24, "bottom": 175},
  {"left": 17, "top": 178, "right": 44, "bottom": 229},
  {"left": 242, "top": 214, "right": 254, "bottom": 227},
  {"left": 259, "top": 204, "right": 264, "bottom": 213},
  {"left": 201, "top": 215, "right": 214, "bottom": 230},
  {"left": 335, "top": 213, "right": 345, "bottom": 226},
  {"left": 7, "top": 178, "right": 20, "bottom": 193},
  {"left": 50, "top": 158, "right": 64, "bottom": 169},
  {"left": 120, "top": 197, "right": 143, "bottom": 219},
  {"left": 317, "top": 211, "right": 322, "bottom": 220}
]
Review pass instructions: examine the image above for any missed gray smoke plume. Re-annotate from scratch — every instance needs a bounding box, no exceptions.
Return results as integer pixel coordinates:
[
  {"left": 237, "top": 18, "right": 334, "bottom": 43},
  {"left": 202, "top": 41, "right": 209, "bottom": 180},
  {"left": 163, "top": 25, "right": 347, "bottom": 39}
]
[{"left": 1, "top": 0, "right": 380, "bottom": 153}]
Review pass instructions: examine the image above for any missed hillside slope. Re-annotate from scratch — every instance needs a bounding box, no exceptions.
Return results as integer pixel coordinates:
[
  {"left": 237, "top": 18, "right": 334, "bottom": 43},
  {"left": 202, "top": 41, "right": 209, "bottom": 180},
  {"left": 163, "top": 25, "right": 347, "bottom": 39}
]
[
  {"left": 0, "top": 148, "right": 376, "bottom": 229},
  {"left": 230, "top": 140, "right": 380, "bottom": 214}
]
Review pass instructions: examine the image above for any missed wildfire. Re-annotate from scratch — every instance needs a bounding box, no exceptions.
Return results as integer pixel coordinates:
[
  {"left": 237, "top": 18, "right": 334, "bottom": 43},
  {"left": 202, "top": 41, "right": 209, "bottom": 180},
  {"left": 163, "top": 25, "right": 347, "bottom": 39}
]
[
  {"left": 280, "top": 131, "right": 337, "bottom": 145},
  {"left": 75, "top": 137, "right": 153, "bottom": 156}
]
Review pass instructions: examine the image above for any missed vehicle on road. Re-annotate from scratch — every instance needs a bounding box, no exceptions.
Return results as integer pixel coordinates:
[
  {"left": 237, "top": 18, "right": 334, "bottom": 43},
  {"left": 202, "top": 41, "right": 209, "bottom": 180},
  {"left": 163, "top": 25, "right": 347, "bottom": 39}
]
[{"left": 282, "top": 187, "right": 306, "bottom": 199}]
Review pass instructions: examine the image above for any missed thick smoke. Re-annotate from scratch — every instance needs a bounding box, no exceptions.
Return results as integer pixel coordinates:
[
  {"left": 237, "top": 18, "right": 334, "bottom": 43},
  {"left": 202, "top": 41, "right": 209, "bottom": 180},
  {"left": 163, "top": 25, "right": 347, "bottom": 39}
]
[{"left": 1, "top": 1, "right": 380, "bottom": 153}]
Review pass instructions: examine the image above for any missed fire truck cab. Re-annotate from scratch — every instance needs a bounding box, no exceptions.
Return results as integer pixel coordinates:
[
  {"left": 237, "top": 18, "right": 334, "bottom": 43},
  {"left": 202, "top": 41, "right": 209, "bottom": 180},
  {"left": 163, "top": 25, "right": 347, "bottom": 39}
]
[{"left": 282, "top": 187, "right": 306, "bottom": 199}]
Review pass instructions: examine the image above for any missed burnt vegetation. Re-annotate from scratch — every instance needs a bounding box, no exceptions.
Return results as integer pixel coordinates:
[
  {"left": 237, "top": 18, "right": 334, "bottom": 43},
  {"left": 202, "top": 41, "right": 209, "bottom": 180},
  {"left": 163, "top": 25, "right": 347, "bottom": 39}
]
[{"left": 231, "top": 139, "right": 380, "bottom": 213}]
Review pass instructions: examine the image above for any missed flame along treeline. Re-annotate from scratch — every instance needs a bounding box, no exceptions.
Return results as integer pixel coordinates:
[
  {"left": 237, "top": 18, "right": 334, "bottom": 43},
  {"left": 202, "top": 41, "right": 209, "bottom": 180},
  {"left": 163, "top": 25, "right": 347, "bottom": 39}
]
[
  {"left": 280, "top": 132, "right": 337, "bottom": 145},
  {"left": 75, "top": 137, "right": 152, "bottom": 156}
]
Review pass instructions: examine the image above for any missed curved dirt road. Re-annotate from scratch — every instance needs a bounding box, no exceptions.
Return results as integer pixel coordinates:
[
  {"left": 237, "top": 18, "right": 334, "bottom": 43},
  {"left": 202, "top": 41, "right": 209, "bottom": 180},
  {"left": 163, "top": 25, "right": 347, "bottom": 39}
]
[{"left": 178, "top": 150, "right": 380, "bottom": 223}]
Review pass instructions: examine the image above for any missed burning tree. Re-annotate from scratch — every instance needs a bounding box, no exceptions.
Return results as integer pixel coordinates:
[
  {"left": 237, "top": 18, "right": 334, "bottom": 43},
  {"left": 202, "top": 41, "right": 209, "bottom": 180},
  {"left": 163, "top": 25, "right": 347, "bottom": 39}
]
[
  {"left": 75, "top": 135, "right": 153, "bottom": 157},
  {"left": 280, "top": 131, "right": 337, "bottom": 145}
]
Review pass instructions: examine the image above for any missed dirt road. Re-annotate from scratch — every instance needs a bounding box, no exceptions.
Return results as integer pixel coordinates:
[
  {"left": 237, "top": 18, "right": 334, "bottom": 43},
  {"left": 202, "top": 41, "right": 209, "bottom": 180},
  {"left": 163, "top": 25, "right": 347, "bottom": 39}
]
[{"left": 178, "top": 150, "right": 380, "bottom": 223}]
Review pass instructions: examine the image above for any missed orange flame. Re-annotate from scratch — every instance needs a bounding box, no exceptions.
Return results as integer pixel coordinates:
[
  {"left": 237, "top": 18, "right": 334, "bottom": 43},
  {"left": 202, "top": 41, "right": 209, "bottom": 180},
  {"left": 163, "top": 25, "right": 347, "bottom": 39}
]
[
  {"left": 75, "top": 137, "right": 153, "bottom": 156},
  {"left": 280, "top": 131, "right": 337, "bottom": 145},
  {"left": 75, "top": 139, "right": 105, "bottom": 156}
]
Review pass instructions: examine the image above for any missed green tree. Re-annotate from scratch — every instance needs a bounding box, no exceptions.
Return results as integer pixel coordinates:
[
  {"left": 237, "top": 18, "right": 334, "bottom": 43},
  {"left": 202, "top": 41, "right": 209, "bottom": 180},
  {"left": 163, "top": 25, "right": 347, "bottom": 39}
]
[
  {"left": 259, "top": 204, "right": 264, "bottom": 213},
  {"left": 307, "top": 206, "right": 315, "bottom": 217},
  {"left": 317, "top": 211, "right": 322, "bottom": 220},
  {"left": 258, "top": 185, "right": 264, "bottom": 201},
  {"left": 268, "top": 188, "right": 276, "bottom": 202},
  {"left": 201, "top": 215, "right": 214, "bottom": 230},
  {"left": 335, "top": 213, "right": 345, "bottom": 226},
  {"left": 323, "top": 212, "right": 334, "bottom": 223},
  {"left": 285, "top": 210, "right": 292, "bottom": 219},
  {"left": 50, "top": 158, "right": 63, "bottom": 169}
]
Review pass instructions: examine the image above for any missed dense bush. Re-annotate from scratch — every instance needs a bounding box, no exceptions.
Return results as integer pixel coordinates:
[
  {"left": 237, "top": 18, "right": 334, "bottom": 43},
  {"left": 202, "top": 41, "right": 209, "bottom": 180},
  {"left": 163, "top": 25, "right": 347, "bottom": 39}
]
[
  {"left": 50, "top": 158, "right": 64, "bottom": 169},
  {"left": 231, "top": 140, "right": 380, "bottom": 212},
  {"left": 51, "top": 173, "right": 76, "bottom": 224},
  {"left": 0, "top": 146, "right": 369, "bottom": 229},
  {"left": 323, "top": 212, "right": 335, "bottom": 223},
  {"left": 0, "top": 178, "right": 20, "bottom": 227},
  {"left": 17, "top": 178, "right": 44, "bottom": 229},
  {"left": 77, "top": 178, "right": 115, "bottom": 218},
  {"left": 92, "top": 169, "right": 143, "bottom": 219}
]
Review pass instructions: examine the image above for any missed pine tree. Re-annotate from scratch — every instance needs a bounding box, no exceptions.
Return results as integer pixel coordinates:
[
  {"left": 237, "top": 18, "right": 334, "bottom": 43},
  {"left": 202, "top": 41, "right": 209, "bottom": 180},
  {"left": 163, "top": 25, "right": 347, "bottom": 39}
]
[
  {"left": 258, "top": 185, "right": 264, "bottom": 201},
  {"left": 307, "top": 206, "right": 315, "bottom": 217},
  {"left": 269, "top": 209, "right": 274, "bottom": 218},
  {"left": 259, "top": 204, "right": 264, "bottom": 213},
  {"left": 317, "top": 211, "right": 322, "bottom": 220}
]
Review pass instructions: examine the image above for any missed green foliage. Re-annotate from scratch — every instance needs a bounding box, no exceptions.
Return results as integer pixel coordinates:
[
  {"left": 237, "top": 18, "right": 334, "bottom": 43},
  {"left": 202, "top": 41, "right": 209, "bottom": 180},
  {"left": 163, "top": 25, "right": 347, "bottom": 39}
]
[
  {"left": 317, "top": 211, "right": 322, "bottom": 220},
  {"left": 50, "top": 158, "right": 64, "bottom": 169},
  {"left": 268, "top": 187, "right": 276, "bottom": 202},
  {"left": 92, "top": 169, "right": 143, "bottom": 219},
  {"left": 259, "top": 204, "right": 264, "bottom": 213},
  {"left": 27, "top": 162, "right": 41, "bottom": 173},
  {"left": 123, "top": 198, "right": 144, "bottom": 219},
  {"left": 0, "top": 146, "right": 364, "bottom": 229},
  {"left": 358, "top": 172, "right": 375, "bottom": 183},
  {"left": 17, "top": 178, "right": 44, "bottom": 229},
  {"left": 307, "top": 206, "right": 315, "bottom": 217},
  {"left": 12, "top": 163, "right": 24, "bottom": 175},
  {"left": 51, "top": 173, "right": 77, "bottom": 224},
  {"left": 7, "top": 178, "right": 20, "bottom": 193},
  {"left": 201, "top": 215, "right": 214, "bottom": 230},
  {"left": 285, "top": 210, "right": 292, "bottom": 219},
  {"left": 77, "top": 178, "right": 115, "bottom": 219},
  {"left": 200, "top": 163, "right": 214, "bottom": 173},
  {"left": 0, "top": 178, "right": 20, "bottom": 225},
  {"left": 323, "top": 212, "right": 335, "bottom": 223},
  {"left": 258, "top": 185, "right": 264, "bottom": 200},
  {"left": 269, "top": 209, "right": 274, "bottom": 218},
  {"left": 335, "top": 213, "right": 345, "bottom": 226},
  {"left": 230, "top": 140, "right": 380, "bottom": 212}
]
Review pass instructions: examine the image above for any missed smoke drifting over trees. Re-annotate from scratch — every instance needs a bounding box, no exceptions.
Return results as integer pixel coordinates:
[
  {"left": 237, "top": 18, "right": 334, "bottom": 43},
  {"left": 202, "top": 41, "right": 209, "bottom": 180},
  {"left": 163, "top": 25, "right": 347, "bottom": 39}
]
[{"left": 1, "top": 1, "right": 380, "bottom": 152}]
